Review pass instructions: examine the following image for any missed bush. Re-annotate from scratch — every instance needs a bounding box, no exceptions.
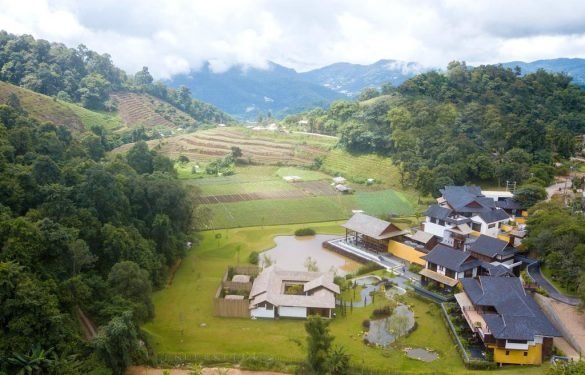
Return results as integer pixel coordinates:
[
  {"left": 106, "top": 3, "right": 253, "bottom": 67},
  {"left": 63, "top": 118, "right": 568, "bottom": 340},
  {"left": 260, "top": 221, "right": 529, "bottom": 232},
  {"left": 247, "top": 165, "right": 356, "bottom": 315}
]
[
  {"left": 248, "top": 251, "right": 259, "bottom": 265},
  {"left": 362, "top": 319, "right": 370, "bottom": 329},
  {"left": 371, "top": 303, "right": 396, "bottom": 319},
  {"left": 294, "top": 227, "right": 316, "bottom": 236},
  {"left": 355, "top": 262, "right": 383, "bottom": 276},
  {"left": 408, "top": 263, "right": 423, "bottom": 273}
]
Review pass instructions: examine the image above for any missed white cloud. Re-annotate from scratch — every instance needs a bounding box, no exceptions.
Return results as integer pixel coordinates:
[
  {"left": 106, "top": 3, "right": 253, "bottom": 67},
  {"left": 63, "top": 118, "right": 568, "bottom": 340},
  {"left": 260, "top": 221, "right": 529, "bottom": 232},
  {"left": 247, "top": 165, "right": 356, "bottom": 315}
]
[{"left": 0, "top": 0, "right": 585, "bottom": 78}]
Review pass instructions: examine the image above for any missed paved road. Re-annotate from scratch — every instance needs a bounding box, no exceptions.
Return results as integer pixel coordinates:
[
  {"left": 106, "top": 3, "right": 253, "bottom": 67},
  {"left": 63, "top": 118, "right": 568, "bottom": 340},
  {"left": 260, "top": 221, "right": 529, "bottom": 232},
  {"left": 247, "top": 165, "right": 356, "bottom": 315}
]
[
  {"left": 546, "top": 179, "right": 572, "bottom": 201},
  {"left": 526, "top": 261, "right": 580, "bottom": 306}
]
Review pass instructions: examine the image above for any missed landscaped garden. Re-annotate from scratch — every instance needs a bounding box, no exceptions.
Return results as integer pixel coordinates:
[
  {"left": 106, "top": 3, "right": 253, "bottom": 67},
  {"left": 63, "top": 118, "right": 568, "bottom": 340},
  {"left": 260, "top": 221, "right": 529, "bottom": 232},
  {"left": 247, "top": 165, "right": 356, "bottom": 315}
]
[{"left": 143, "top": 224, "right": 546, "bottom": 374}]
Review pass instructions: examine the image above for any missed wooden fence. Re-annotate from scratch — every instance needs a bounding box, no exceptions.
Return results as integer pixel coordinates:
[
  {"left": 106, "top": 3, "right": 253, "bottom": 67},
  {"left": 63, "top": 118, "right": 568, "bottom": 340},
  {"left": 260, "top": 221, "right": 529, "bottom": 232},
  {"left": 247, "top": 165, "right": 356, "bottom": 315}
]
[{"left": 213, "top": 265, "right": 259, "bottom": 318}]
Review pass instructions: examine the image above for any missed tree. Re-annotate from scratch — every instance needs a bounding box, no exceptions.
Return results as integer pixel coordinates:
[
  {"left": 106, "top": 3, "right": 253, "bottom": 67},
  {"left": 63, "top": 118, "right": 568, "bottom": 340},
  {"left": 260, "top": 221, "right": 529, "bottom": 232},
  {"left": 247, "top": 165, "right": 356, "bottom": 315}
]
[
  {"left": 126, "top": 141, "right": 153, "bottom": 174},
  {"left": 305, "top": 316, "right": 334, "bottom": 375},
  {"left": 78, "top": 73, "right": 110, "bottom": 109},
  {"left": 304, "top": 256, "right": 319, "bottom": 272},
  {"left": 93, "top": 311, "right": 145, "bottom": 375},
  {"left": 326, "top": 345, "right": 350, "bottom": 375},
  {"left": 514, "top": 184, "right": 547, "bottom": 208},
  {"left": 547, "top": 360, "right": 585, "bottom": 375},
  {"left": 107, "top": 261, "right": 153, "bottom": 322},
  {"left": 134, "top": 66, "right": 153, "bottom": 87},
  {"left": 230, "top": 146, "right": 242, "bottom": 159},
  {"left": 358, "top": 87, "right": 379, "bottom": 101}
]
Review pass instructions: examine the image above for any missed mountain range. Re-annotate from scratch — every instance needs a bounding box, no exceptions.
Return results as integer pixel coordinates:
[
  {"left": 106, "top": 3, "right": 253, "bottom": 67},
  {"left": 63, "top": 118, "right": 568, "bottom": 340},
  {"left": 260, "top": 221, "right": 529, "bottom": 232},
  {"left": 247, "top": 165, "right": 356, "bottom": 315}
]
[{"left": 168, "top": 58, "right": 585, "bottom": 120}]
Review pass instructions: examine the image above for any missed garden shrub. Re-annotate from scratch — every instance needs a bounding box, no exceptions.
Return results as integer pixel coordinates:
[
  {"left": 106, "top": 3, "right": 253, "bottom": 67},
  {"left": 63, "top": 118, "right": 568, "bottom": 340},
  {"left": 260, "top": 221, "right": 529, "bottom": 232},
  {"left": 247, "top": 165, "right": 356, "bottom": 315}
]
[
  {"left": 248, "top": 251, "right": 259, "bottom": 265},
  {"left": 294, "top": 227, "right": 316, "bottom": 236},
  {"left": 355, "top": 261, "right": 382, "bottom": 276},
  {"left": 408, "top": 263, "right": 423, "bottom": 273}
]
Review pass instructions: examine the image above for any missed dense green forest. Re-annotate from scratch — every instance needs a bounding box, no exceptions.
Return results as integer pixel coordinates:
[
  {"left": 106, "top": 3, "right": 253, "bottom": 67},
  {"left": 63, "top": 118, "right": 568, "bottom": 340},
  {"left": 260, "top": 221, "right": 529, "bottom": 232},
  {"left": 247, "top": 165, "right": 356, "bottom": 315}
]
[
  {"left": 0, "top": 31, "right": 231, "bottom": 124},
  {"left": 0, "top": 104, "right": 194, "bottom": 374},
  {"left": 524, "top": 201, "right": 585, "bottom": 298},
  {"left": 286, "top": 62, "right": 585, "bottom": 194}
]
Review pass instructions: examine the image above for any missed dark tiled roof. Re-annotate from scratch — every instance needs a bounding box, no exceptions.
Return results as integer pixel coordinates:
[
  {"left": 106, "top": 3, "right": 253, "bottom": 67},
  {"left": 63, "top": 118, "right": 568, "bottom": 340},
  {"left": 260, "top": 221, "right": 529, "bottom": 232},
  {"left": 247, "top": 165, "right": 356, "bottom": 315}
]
[
  {"left": 460, "top": 277, "right": 560, "bottom": 340},
  {"left": 424, "top": 204, "right": 452, "bottom": 220},
  {"left": 422, "top": 244, "right": 480, "bottom": 272},
  {"left": 476, "top": 209, "right": 510, "bottom": 224},
  {"left": 496, "top": 198, "right": 523, "bottom": 210},
  {"left": 469, "top": 235, "right": 516, "bottom": 259},
  {"left": 440, "top": 186, "right": 495, "bottom": 213},
  {"left": 480, "top": 262, "right": 515, "bottom": 277}
]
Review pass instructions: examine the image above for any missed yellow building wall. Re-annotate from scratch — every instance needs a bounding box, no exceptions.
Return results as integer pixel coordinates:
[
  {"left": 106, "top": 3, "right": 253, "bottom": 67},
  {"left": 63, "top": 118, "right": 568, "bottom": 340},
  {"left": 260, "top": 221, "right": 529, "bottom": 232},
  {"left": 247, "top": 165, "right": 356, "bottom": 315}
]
[
  {"left": 388, "top": 240, "right": 426, "bottom": 266},
  {"left": 498, "top": 234, "right": 511, "bottom": 242},
  {"left": 491, "top": 344, "right": 542, "bottom": 365}
]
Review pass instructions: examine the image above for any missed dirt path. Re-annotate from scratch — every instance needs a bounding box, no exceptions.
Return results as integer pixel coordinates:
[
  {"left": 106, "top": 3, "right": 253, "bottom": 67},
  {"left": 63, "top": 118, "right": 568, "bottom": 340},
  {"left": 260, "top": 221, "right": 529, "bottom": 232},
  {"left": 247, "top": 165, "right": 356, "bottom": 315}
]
[
  {"left": 76, "top": 306, "right": 97, "bottom": 339},
  {"left": 126, "top": 366, "right": 290, "bottom": 375},
  {"left": 549, "top": 298, "right": 585, "bottom": 355}
]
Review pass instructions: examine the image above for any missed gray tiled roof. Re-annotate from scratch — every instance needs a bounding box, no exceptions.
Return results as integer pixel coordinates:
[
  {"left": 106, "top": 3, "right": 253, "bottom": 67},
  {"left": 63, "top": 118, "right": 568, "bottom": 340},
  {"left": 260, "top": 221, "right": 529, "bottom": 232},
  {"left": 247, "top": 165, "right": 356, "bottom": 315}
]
[
  {"left": 440, "top": 186, "right": 493, "bottom": 212},
  {"left": 421, "top": 244, "right": 480, "bottom": 272},
  {"left": 468, "top": 235, "right": 516, "bottom": 259},
  {"left": 424, "top": 204, "right": 452, "bottom": 220},
  {"left": 460, "top": 277, "right": 560, "bottom": 340},
  {"left": 496, "top": 198, "right": 523, "bottom": 210},
  {"left": 476, "top": 209, "right": 510, "bottom": 224}
]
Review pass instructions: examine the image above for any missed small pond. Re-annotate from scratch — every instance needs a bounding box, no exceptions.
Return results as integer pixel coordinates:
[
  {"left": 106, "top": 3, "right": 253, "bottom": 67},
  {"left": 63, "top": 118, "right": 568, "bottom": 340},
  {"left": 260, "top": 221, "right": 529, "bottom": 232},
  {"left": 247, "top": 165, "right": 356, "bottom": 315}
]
[
  {"left": 405, "top": 348, "right": 439, "bottom": 362},
  {"left": 365, "top": 304, "right": 415, "bottom": 347},
  {"left": 261, "top": 234, "right": 359, "bottom": 275}
]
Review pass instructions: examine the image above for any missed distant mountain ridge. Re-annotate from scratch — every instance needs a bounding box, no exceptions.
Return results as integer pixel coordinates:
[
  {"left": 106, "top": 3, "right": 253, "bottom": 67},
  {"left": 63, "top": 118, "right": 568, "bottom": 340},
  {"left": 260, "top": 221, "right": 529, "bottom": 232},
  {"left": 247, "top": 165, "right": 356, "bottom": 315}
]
[
  {"left": 168, "top": 57, "right": 585, "bottom": 120},
  {"left": 500, "top": 58, "right": 585, "bottom": 86}
]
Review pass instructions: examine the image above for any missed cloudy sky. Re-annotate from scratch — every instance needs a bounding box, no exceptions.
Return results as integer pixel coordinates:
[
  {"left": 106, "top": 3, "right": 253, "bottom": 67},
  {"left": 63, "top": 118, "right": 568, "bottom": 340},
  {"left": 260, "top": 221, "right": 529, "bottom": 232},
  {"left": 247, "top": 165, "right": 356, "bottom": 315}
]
[{"left": 1, "top": 0, "right": 585, "bottom": 79}]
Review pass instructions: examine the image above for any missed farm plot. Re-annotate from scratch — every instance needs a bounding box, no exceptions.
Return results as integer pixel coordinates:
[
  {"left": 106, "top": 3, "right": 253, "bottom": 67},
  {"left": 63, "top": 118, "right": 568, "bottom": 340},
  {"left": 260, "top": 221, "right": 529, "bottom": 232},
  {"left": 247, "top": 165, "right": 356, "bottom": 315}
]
[
  {"left": 355, "top": 189, "right": 416, "bottom": 216},
  {"left": 274, "top": 167, "right": 330, "bottom": 181},
  {"left": 196, "top": 196, "right": 355, "bottom": 229},
  {"left": 322, "top": 149, "right": 402, "bottom": 188},
  {"left": 111, "top": 91, "right": 196, "bottom": 130},
  {"left": 194, "top": 190, "right": 308, "bottom": 204},
  {"left": 112, "top": 127, "right": 333, "bottom": 166},
  {"left": 294, "top": 180, "right": 338, "bottom": 196}
]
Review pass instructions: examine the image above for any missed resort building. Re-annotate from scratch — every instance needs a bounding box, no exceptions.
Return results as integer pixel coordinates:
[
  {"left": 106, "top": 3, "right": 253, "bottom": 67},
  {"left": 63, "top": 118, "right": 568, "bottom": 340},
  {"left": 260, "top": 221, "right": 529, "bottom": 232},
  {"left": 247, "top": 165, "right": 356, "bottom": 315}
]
[
  {"left": 249, "top": 266, "right": 340, "bottom": 319},
  {"left": 423, "top": 186, "right": 513, "bottom": 239},
  {"left": 455, "top": 277, "right": 560, "bottom": 365},
  {"left": 418, "top": 235, "right": 518, "bottom": 290},
  {"left": 343, "top": 212, "right": 408, "bottom": 253}
]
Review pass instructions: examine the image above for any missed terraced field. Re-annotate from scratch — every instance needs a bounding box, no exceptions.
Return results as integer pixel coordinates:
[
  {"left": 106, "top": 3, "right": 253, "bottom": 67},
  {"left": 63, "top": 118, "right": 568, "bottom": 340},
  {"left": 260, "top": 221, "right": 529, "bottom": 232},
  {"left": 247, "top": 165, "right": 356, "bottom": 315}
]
[
  {"left": 111, "top": 91, "right": 197, "bottom": 131},
  {"left": 114, "top": 127, "right": 334, "bottom": 166}
]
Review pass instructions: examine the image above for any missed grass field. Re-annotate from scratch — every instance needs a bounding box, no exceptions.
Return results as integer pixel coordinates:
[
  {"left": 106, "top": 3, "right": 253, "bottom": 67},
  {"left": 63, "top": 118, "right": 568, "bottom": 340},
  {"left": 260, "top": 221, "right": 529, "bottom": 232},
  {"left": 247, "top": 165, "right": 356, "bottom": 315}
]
[
  {"left": 322, "top": 149, "right": 402, "bottom": 189},
  {"left": 200, "top": 196, "right": 354, "bottom": 229},
  {"left": 541, "top": 266, "right": 579, "bottom": 297},
  {"left": 62, "top": 102, "right": 123, "bottom": 130},
  {"left": 144, "top": 224, "right": 545, "bottom": 374},
  {"left": 275, "top": 166, "right": 330, "bottom": 181}
]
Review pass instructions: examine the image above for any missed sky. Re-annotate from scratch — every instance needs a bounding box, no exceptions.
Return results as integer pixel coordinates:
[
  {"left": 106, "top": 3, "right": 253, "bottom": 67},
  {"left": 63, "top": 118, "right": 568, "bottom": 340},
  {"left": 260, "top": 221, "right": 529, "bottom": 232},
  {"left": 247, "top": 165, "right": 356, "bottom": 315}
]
[{"left": 1, "top": 0, "right": 585, "bottom": 79}]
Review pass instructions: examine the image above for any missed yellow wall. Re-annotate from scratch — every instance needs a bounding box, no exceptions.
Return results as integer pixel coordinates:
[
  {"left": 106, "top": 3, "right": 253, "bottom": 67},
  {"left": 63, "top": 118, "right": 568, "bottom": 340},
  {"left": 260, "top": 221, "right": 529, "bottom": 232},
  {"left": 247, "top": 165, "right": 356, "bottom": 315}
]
[
  {"left": 388, "top": 240, "right": 426, "bottom": 266},
  {"left": 490, "top": 344, "right": 542, "bottom": 365}
]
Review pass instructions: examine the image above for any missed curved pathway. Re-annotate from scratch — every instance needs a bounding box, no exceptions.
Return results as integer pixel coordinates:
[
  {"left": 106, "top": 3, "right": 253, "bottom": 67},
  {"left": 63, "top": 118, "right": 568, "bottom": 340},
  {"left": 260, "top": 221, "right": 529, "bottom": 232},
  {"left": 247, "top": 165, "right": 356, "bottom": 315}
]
[{"left": 526, "top": 261, "right": 580, "bottom": 306}]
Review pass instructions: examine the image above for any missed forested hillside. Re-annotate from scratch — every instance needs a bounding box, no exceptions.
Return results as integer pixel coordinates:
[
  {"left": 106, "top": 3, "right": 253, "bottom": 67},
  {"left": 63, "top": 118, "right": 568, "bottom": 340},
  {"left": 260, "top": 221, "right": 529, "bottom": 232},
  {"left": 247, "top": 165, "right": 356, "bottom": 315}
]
[
  {"left": 0, "top": 105, "right": 195, "bottom": 374},
  {"left": 289, "top": 62, "right": 585, "bottom": 193},
  {"left": 0, "top": 31, "right": 231, "bottom": 127}
]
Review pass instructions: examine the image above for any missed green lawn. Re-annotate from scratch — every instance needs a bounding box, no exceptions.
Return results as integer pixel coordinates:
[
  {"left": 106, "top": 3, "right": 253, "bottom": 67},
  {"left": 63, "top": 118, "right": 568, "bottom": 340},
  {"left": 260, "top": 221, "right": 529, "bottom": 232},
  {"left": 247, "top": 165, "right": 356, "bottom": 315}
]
[
  {"left": 275, "top": 167, "right": 330, "bottom": 181},
  {"left": 144, "top": 224, "right": 544, "bottom": 374},
  {"left": 355, "top": 189, "right": 416, "bottom": 216}
]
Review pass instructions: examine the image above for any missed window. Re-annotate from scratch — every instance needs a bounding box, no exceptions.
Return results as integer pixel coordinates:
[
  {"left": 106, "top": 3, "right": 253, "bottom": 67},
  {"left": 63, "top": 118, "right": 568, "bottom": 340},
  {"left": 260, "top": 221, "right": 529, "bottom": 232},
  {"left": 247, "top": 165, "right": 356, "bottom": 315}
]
[
  {"left": 266, "top": 304, "right": 273, "bottom": 311},
  {"left": 523, "top": 352, "right": 528, "bottom": 357},
  {"left": 505, "top": 351, "right": 510, "bottom": 356},
  {"left": 430, "top": 217, "right": 437, "bottom": 224},
  {"left": 488, "top": 223, "right": 496, "bottom": 229},
  {"left": 438, "top": 220, "right": 445, "bottom": 226}
]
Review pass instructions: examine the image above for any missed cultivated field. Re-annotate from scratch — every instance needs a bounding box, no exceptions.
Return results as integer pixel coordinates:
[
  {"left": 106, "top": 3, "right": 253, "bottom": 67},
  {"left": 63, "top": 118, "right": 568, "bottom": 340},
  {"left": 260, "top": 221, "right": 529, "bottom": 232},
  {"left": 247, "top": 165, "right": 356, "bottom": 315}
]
[
  {"left": 143, "top": 224, "right": 543, "bottom": 374},
  {"left": 111, "top": 91, "right": 197, "bottom": 131},
  {"left": 114, "top": 127, "right": 335, "bottom": 166},
  {"left": 184, "top": 164, "right": 416, "bottom": 230}
]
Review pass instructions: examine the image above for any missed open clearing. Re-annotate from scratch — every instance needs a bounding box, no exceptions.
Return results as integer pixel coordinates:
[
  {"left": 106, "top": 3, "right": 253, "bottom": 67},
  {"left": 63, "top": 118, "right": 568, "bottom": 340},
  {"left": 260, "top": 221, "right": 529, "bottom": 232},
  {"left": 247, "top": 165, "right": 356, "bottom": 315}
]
[{"left": 143, "top": 224, "right": 544, "bottom": 374}]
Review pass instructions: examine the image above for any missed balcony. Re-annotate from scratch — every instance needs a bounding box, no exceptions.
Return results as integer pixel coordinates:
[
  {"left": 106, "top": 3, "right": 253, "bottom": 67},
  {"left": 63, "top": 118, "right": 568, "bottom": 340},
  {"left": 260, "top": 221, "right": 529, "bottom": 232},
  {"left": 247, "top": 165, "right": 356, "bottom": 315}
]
[{"left": 454, "top": 293, "right": 491, "bottom": 339}]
